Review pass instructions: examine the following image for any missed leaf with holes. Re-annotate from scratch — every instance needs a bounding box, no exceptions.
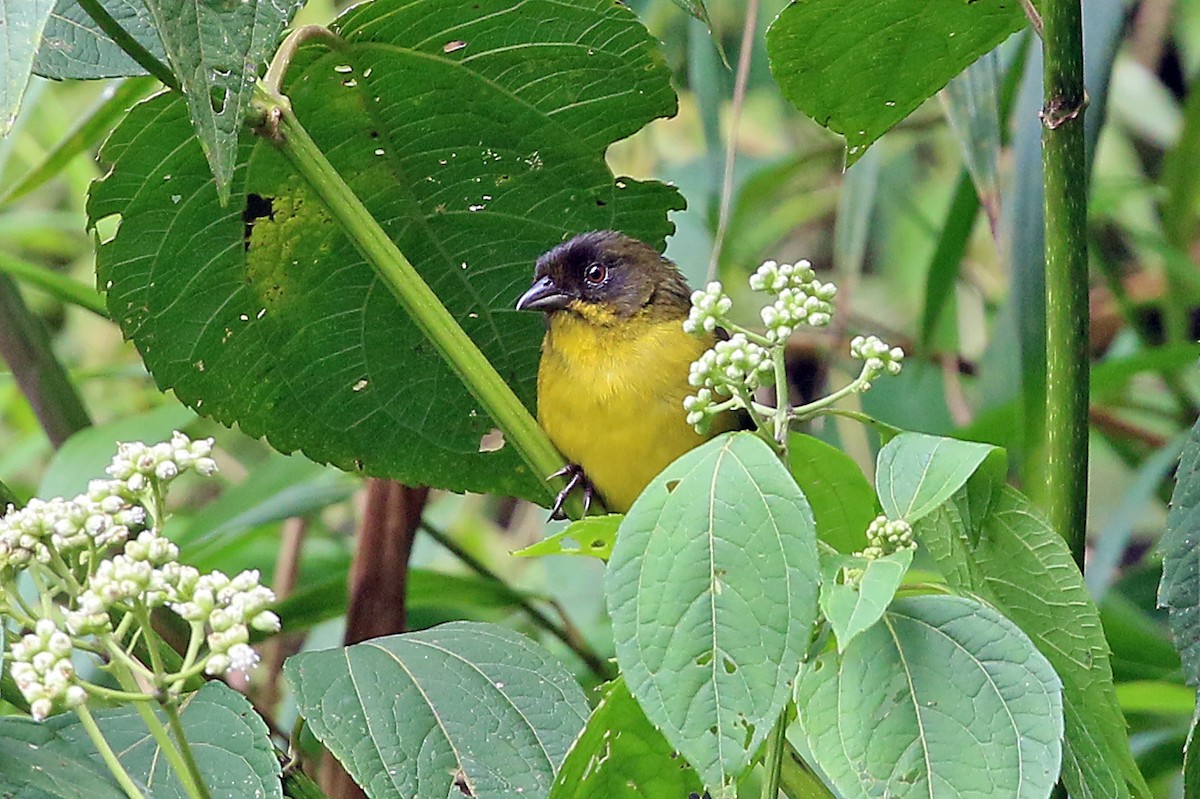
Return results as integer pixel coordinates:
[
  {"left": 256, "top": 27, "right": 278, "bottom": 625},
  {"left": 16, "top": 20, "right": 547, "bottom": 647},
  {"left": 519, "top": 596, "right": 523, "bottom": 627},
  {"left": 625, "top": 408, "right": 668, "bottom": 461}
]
[
  {"left": 286, "top": 621, "right": 589, "bottom": 799},
  {"left": 1, "top": 0, "right": 55, "bottom": 135},
  {"left": 766, "top": 0, "right": 1026, "bottom": 164},
  {"left": 34, "top": 0, "right": 165, "bottom": 80},
  {"left": 796, "top": 594, "right": 1063, "bottom": 799},
  {"left": 607, "top": 432, "right": 819, "bottom": 790},
  {"left": 88, "top": 0, "right": 683, "bottom": 503},
  {"left": 513, "top": 514, "right": 622, "bottom": 561},
  {"left": 550, "top": 678, "right": 704, "bottom": 799}
]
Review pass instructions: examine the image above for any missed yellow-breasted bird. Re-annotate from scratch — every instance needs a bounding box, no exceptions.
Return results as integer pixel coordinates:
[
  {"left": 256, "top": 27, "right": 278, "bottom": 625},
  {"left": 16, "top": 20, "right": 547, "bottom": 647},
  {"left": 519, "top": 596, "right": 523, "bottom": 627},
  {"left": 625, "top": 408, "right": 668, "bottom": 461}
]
[{"left": 516, "top": 230, "right": 738, "bottom": 516}]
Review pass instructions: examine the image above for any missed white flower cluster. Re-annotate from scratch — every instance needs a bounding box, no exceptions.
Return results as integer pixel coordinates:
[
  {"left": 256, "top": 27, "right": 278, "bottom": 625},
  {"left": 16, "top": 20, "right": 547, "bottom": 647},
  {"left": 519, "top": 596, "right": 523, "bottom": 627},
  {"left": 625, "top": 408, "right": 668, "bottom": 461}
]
[
  {"left": 858, "top": 515, "right": 916, "bottom": 560},
  {"left": 685, "top": 333, "right": 773, "bottom": 433},
  {"left": 683, "top": 281, "right": 733, "bottom": 335},
  {"left": 0, "top": 492, "right": 144, "bottom": 576},
  {"left": 171, "top": 568, "right": 280, "bottom": 675},
  {"left": 850, "top": 335, "right": 905, "bottom": 386},
  {"left": 10, "top": 619, "right": 86, "bottom": 720},
  {"left": 107, "top": 432, "right": 217, "bottom": 495},
  {"left": 750, "top": 260, "right": 836, "bottom": 343}
]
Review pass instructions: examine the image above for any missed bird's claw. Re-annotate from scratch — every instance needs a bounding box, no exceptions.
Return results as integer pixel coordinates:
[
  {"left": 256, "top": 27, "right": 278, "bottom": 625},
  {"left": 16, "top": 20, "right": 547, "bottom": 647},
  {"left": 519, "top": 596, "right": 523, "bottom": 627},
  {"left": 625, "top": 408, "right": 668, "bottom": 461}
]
[{"left": 548, "top": 463, "right": 595, "bottom": 520}]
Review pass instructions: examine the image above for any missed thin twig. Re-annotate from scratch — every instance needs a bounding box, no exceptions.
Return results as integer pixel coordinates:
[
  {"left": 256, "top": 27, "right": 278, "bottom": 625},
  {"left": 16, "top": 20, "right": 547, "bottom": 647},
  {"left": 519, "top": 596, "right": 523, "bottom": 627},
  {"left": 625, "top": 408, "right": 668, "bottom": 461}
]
[
  {"left": 260, "top": 517, "right": 308, "bottom": 711},
  {"left": 707, "top": 0, "right": 761, "bottom": 282},
  {"left": 263, "top": 25, "right": 346, "bottom": 96},
  {"left": 74, "top": 0, "right": 179, "bottom": 90},
  {"left": 1019, "top": 0, "right": 1044, "bottom": 39}
]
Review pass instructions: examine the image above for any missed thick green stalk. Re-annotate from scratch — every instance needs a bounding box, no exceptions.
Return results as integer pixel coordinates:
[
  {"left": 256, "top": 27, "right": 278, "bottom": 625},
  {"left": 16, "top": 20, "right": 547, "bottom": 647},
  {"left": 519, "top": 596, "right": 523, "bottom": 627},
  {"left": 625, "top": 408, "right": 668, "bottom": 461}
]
[
  {"left": 76, "top": 704, "right": 147, "bottom": 799},
  {"left": 252, "top": 86, "right": 587, "bottom": 517},
  {"left": 1039, "top": 0, "right": 1089, "bottom": 568}
]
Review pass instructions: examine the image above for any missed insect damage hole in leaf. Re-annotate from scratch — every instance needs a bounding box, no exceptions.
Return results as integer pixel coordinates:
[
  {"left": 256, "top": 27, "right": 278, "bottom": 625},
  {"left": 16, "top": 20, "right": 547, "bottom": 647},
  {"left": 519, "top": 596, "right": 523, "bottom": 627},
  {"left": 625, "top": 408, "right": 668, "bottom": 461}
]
[
  {"left": 242, "top": 193, "right": 276, "bottom": 250},
  {"left": 478, "top": 429, "right": 505, "bottom": 453}
]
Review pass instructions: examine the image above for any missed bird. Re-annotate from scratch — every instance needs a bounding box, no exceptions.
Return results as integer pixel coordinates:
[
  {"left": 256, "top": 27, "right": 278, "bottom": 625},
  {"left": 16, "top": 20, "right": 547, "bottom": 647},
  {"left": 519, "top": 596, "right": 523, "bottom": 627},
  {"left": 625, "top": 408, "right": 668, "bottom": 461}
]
[{"left": 515, "top": 230, "right": 738, "bottom": 517}]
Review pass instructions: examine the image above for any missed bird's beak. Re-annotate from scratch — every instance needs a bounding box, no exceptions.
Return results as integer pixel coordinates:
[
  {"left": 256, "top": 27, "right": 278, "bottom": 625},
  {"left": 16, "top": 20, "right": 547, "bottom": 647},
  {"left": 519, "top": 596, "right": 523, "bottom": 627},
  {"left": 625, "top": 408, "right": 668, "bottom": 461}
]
[{"left": 516, "top": 275, "right": 571, "bottom": 312}]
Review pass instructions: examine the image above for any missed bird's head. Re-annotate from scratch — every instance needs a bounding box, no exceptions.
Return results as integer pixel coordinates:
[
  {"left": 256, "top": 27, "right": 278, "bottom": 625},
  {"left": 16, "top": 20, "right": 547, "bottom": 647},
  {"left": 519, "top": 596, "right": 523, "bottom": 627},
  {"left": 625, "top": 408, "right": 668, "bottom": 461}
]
[{"left": 515, "top": 231, "right": 691, "bottom": 324}]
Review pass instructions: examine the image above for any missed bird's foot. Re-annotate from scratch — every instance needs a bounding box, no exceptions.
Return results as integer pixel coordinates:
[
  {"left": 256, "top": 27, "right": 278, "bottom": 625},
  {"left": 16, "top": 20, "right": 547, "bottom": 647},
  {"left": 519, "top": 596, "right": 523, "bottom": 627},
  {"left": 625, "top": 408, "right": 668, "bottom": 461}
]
[{"left": 548, "top": 463, "right": 595, "bottom": 520}]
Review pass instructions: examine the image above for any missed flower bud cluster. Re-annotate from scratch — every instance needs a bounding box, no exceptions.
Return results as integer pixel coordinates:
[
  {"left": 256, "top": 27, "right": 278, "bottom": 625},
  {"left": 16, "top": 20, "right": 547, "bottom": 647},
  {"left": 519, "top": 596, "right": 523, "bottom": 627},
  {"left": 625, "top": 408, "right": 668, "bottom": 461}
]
[
  {"left": 10, "top": 619, "right": 86, "bottom": 720},
  {"left": 858, "top": 515, "right": 916, "bottom": 560},
  {"left": 170, "top": 568, "right": 280, "bottom": 675},
  {"left": 107, "top": 432, "right": 217, "bottom": 495},
  {"left": 683, "top": 282, "right": 733, "bottom": 335},
  {"left": 850, "top": 335, "right": 905, "bottom": 387},
  {"left": 750, "top": 260, "right": 837, "bottom": 343},
  {"left": 0, "top": 490, "right": 145, "bottom": 577},
  {"left": 685, "top": 333, "right": 773, "bottom": 434}
]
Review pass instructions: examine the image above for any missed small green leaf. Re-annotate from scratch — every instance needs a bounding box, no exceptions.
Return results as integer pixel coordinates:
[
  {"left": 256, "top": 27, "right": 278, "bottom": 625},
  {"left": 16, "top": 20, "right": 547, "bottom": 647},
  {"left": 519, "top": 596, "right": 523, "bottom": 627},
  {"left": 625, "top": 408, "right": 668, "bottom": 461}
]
[
  {"left": 608, "top": 432, "right": 819, "bottom": 789},
  {"left": 875, "top": 431, "right": 1004, "bottom": 522},
  {"left": 788, "top": 433, "right": 875, "bottom": 553},
  {"left": 139, "top": 0, "right": 303, "bottom": 202},
  {"left": 1, "top": 0, "right": 56, "bottom": 136},
  {"left": 796, "top": 594, "right": 1063, "bottom": 799},
  {"left": 34, "top": 0, "right": 165, "bottom": 80},
  {"left": 550, "top": 678, "right": 704, "bottom": 799},
  {"left": 513, "top": 515, "right": 621, "bottom": 560},
  {"left": 1160, "top": 414, "right": 1200, "bottom": 685},
  {"left": 670, "top": 0, "right": 711, "bottom": 24},
  {"left": 766, "top": 0, "right": 1026, "bottom": 164},
  {"left": 819, "top": 548, "right": 913, "bottom": 652},
  {"left": 286, "top": 621, "right": 589, "bottom": 799}
]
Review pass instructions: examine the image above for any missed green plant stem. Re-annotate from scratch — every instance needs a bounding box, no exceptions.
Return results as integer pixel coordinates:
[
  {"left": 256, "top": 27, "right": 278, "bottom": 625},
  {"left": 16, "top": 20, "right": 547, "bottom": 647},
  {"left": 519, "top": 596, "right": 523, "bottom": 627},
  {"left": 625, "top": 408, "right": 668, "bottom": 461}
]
[
  {"left": 82, "top": 682, "right": 156, "bottom": 703},
  {"left": 111, "top": 665, "right": 210, "bottom": 799},
  {"left": 73, "top": 0, "right": 179, "bottom": 91},
  {"left": 164, "top": 702, "right": 212, "bottom": 799},
  {"left": 1038, "top": 0, "right": 1089, "bottom": 569},
  {"left": 779, "top": 742, "right": 837, "bottom": 798},
  {"left": 76, "top": 703, "right": 148, "bottom": 799},
  {"left": 418, "top": 521, "right": 613, "bottom": 680},
  {"left": 251, "top": 84, "right": 591, "bottom": 518},
  {"left": 761, "top": 711, "right": 789, "bottom": 798}
]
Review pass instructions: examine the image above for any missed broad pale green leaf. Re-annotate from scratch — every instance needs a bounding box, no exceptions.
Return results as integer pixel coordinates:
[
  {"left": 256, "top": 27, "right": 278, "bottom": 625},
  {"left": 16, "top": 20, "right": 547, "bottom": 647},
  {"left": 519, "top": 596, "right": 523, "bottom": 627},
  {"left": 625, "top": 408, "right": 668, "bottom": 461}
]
[
  {"left": 766, "top": 0, "right": 1026, "bottom": 164},
  {"left": 0, "top": 681, "right": 279, "bottom": 799},
  {"left": 513, "top": 514, "right": 621, "bottom": 561},
  {"left": 1, "top": 0, "right": 55, "bottom": 135},
  {"left": 33, "top": 0, "right": 165, "bottom": 79},
  {"left": 788, "top": 432, "right": 875, "bottom": 553},
  {"left": 0, "top": 719, "right": 128, "bottom": 799},
  {"left": 286, "top": 621, "right": 589, "bottom": 799},
  {"left": 796, "top": 594, "right": 1062, "bottom": 799},
  {"left": 607, "top": 432, "right": 819, "bottom": 789},
  {"left": 89, "top": 0, "right": 682, "bottom": 503},
  {"left": 1160, "top": 415, "right": 1200, "bottom": 685},
  {"left": 917, "top": 487, "right": 1150, "bottom": 799},
  {"left": 875, "top": 431, "right": 1004, "bottom": 522},
  {"left": 138, "top": 0, "right": 301, "bottom": 202},
  {"left": 550, "top": 679, "right": 703, "bottom": 799},
  {"left": 819, "top": 548, "right": 912, "bottom": 652}
]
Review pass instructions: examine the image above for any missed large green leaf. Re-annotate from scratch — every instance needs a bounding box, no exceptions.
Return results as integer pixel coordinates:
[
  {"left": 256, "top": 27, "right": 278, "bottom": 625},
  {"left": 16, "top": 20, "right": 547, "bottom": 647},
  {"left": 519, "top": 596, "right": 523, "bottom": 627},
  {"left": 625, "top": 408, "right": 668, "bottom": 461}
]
[
  {"left": 286, "top": 621, "right": 588, "bottom": 799},
  {"left": 0, "top": 681, "right": 279, "bottom": 799},
  {"left": 88, "top": 0, "right": 682, "bottom": 503},
  {"left": 550, "top": 679, "right": 704, "bottom": 799},
  {"left": 875, "top": 431, "right": 1003, "bottom": 522},
  {"left": 796, "top": 594, "right": 1062, "bottom": 799},
  {"left": 917, "top": 488, "right": 1151, "bottom": 799},
  {"left": 788, "top": 432, "right": 875, "bottom": 553},
  {"left": 33, "top": 0, "right": 164, "bottom": 80},
  {"left": 607, "top": 431, "right": 819, "bottom": 789},
  {"left": 1, "top": 0, "right": 56, "bottom": 135},
  {"left": 1160, "top": 414, "right": 1200, "bottom": 685},
  {"left": 141, "top": 0, "right": 301, "bottom": 202},
  {"left": 766, "top": 0, "right": 1026, "bottom": 164}
]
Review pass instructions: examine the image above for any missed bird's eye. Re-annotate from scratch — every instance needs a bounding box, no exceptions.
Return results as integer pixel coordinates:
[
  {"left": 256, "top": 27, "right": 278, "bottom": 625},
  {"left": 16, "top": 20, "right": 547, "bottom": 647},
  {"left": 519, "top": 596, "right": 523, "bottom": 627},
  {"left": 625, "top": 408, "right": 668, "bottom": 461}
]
[{"left": 584, "top": 263, "right": 607, "bottom": 285}]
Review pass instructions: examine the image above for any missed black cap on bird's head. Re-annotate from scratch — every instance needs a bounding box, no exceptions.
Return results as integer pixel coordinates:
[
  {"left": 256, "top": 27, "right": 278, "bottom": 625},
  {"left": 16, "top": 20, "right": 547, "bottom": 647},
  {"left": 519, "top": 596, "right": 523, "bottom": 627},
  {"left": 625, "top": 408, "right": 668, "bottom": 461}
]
[{"left": 516, "top": 231, "right": 691, "bottom": 321}]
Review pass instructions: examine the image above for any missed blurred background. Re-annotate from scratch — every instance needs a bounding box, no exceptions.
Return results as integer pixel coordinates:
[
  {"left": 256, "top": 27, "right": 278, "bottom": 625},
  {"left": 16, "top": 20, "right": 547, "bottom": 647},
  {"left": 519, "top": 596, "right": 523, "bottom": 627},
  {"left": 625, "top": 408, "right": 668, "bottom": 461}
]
[{"left": 1, "top": 0, "right": 1198, "bottom": 793}]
